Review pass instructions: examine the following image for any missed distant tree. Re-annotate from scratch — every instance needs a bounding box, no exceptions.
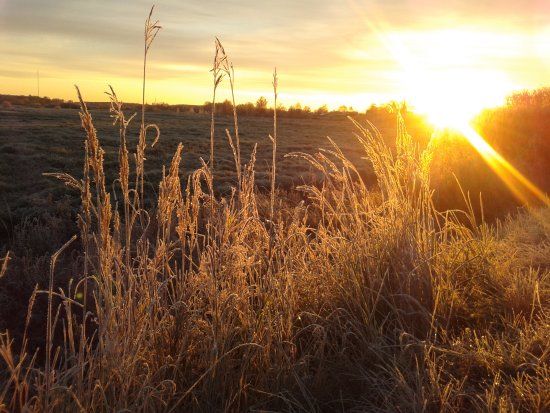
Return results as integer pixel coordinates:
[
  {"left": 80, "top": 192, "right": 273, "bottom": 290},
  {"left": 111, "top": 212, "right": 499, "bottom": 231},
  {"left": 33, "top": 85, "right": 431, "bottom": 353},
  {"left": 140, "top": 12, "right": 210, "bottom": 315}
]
[
  {"left": 287, "top": 103, "right": 302, "bottom": 118},
  {"left": 338, "top": 105, "right": 348, "bottom": 112},
  {"left": 506, "top": 87, "right": 550, "bottom": 108},
  {"left": 316, "top": 104, "right": 328, "bottom": 115},
  {"left": 203, "top": 99, "right": 232, "bottom": 115},
  {"left": 256, "top": 96, "right": 268, "bottom": 110},
  {"left": 237, "top": 102, "right": 255, "bottom": 116},
  {"left": 218, "top": 99, "right": 233, "bottom": 115},
  {"left": 366, "top": 103, "right": 392, "bottom": 118}
]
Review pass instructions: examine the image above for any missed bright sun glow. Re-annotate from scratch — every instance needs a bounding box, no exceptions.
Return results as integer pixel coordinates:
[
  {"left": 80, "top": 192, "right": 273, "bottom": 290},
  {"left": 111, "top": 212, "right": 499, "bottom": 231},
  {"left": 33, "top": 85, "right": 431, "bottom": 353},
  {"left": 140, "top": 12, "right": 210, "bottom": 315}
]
[
  {"left": 391, "top": 30, "right": 515, "bottom": 128},
  {"left": 382, "top": 28, "right": 549, "bottom": 207},
  {"left": 407, "top": 69, "right": 510, "bottom": 129},
  {"left": 460, "top": 125, "right": 550, "bottom": 207},
  {"left": 403, "top": 66, "right": 548, "bottom": 207}
]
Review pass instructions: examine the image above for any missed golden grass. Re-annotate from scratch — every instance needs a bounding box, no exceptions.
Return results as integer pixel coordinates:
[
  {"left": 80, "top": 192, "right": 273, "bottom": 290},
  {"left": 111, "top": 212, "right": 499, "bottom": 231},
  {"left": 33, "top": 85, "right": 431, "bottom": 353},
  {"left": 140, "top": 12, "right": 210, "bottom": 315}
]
[
  {"left": 0, "top": 252, "right": 9, "bottom": 279},
  {"left": 0, "top": 8, "right": 548, "bottom": 413}
]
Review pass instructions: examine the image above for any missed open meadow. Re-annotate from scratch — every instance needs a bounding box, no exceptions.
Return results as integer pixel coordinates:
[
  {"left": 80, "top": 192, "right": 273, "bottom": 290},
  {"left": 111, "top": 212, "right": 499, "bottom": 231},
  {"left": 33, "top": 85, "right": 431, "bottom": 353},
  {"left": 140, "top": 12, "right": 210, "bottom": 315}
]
[
  {"left": 0, "top": 94, "right": 548, "bottom": 412},
  {"left": 0, "top": 104, "right": 438, "bottom": 241},
  {"left": 0, "top": 106, "right": 366, "bottom": 228}
]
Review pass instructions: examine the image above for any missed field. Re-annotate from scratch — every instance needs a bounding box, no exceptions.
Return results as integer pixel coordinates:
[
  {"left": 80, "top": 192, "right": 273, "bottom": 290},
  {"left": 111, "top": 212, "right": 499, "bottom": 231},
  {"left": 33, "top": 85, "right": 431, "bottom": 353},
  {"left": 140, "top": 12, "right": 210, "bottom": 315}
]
[
  {"left": 0, "top": 107, "right": 352, "bottom": 222},
  {"left": 4, "top": 102, "right": 545, "bottom": 238},
  {"left": 0, "top": 96, "right": 548, "bottom": 411},
  {"left": 0, "top": 106, "right": 435, "bottom": 238}
]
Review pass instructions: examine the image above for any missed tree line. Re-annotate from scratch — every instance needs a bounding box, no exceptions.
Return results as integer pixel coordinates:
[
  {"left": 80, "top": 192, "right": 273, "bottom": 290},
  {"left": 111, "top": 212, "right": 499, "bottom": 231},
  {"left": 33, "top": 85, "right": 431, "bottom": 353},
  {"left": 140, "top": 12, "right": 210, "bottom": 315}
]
[
  {"left": 0, "top": 93, "right": 363, "bottom": 118},
  {"left": 203, "top": 97, "right": 360, "bottom": 118}
]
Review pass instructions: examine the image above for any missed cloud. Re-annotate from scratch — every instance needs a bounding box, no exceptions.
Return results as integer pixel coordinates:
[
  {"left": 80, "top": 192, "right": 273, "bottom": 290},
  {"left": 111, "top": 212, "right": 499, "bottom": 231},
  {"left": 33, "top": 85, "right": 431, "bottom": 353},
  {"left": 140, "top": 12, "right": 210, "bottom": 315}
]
[{"left": 0, "top": 0, "right": 548, "bottom": 107}]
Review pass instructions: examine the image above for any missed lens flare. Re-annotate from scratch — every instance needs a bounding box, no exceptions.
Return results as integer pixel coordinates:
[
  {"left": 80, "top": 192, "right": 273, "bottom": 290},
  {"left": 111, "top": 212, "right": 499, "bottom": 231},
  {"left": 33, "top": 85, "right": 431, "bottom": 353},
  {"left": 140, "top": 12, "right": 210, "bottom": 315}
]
[
  {"left": 457, "top": 125, "right": 549, "bottom": 207},
  {"left": 348, "top": 0, "right": 548, "bottom": 207}
]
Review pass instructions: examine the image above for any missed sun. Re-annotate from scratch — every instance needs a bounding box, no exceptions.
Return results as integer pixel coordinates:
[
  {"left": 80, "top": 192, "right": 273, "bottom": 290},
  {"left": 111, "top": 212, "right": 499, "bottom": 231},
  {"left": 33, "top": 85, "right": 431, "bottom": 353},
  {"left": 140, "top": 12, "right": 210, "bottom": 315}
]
[
  {"left": 404, "top": 68, "right": 511, "bottom": 130},
  {"left": 382, "top": 28, "right": 515, "bottom": 130},
  {"left": 386, "top": 25, "right": 548, "bottom": 207},
  {"left": 401, "top": 69, "right": 549, "bottom": 207}
]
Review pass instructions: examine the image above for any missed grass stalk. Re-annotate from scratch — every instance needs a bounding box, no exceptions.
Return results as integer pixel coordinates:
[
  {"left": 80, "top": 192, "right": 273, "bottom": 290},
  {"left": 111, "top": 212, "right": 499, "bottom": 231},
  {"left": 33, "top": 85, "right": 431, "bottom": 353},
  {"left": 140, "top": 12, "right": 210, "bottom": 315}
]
[{"left": 270, "top": 68, "right": 278, "bottom": 222}]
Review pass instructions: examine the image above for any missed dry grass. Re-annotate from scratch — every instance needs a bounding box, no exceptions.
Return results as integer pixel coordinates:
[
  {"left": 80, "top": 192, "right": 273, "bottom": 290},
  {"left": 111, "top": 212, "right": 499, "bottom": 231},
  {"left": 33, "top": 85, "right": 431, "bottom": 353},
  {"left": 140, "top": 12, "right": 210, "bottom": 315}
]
[
  {"left": 0, "top": 9, "right": 549, "bottom": 413},
  {"left": 0, "top": 252, "right": 9, "bottom": 279}
]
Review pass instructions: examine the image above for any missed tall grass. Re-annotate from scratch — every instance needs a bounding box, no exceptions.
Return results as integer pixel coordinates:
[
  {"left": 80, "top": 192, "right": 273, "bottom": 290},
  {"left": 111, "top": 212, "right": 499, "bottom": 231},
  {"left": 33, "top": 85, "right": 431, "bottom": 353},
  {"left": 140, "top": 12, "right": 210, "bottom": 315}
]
[
  {"left": 0, "top": 252, "right": 9, "bottom": 279},
  {"left": 138, "top": 5, "right": 161, "bottom": 206},
  {"left": 270, "top": 68, "right": 278, "bottom": 222},
  {"left": 0, "top": 8, "right": 548, "bottom": 412}
]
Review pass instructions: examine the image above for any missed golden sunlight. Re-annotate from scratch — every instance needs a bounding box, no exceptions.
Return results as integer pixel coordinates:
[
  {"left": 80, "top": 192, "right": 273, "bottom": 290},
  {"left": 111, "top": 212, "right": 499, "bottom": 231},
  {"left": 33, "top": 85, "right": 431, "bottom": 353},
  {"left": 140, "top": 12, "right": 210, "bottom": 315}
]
[
  {"left": 391, "top": 29, "right": 516, "bottom": 128},
  {"left": 380, "top": 26, "right": 548, "bottom": 208},
  {"left": 406, "top": 69, "right": 511, "bottom": 128},
  {"left": 1, "top": 3, "right": 550, "bottom": 411},
  {"left": 459, "top": 125, "right": 550, "bottom": 207}
]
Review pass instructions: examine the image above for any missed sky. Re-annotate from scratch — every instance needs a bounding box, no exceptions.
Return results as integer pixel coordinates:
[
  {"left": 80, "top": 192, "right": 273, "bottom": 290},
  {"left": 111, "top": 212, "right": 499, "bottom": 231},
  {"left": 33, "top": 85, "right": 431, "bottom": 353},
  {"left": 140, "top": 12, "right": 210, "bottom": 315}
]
[{"left": 0, "top": 0, "right": 549, "bottom": 112}]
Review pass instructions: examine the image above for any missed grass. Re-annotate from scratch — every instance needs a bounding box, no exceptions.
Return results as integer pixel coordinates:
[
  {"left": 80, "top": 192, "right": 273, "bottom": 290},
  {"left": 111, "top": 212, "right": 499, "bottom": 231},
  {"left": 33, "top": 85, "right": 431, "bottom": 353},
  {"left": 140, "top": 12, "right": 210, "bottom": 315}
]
[{"left": 0, "top": 8, "right": 549, "bottom": 412}]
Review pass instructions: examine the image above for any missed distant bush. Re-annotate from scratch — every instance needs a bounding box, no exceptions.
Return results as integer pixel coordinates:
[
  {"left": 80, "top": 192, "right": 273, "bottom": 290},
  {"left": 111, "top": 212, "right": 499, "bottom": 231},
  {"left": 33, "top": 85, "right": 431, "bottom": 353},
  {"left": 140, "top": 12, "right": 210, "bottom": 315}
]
[
  {"left": 430, "top": 87, "right": 550, "bottom": 219},
  {"left": 505, "top": 87, "right": 550, "bottom": 108}
]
